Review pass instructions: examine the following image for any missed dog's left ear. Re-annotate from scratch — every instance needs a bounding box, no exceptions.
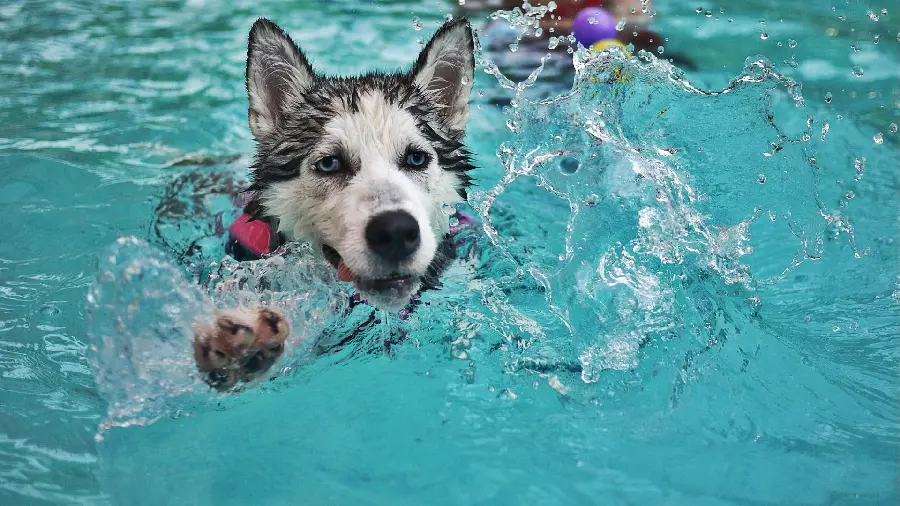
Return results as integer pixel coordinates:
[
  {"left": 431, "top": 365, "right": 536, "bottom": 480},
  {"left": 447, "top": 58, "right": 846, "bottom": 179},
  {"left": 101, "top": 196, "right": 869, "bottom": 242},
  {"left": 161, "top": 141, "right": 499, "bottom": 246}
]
[
  {"left": 411, "top": 18, "right": 475, "bottom": 133},
  {"left": 246, "top": 18, "right": 315, "bottom": 140}
]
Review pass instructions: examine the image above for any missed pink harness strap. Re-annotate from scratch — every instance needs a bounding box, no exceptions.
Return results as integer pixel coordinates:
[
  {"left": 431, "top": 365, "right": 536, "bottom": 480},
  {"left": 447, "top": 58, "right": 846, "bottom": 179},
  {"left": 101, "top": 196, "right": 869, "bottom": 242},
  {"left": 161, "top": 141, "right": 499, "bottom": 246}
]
[{"left": 228, "top": 213, "right": 273, "bottom": 257}]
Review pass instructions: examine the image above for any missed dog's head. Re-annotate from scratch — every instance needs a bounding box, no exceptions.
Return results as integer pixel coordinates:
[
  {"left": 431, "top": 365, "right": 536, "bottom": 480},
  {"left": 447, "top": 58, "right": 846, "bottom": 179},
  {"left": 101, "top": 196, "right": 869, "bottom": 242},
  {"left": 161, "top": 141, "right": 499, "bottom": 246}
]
[{"left": 244, "top": 17, "right": 475, "bottom": 310}]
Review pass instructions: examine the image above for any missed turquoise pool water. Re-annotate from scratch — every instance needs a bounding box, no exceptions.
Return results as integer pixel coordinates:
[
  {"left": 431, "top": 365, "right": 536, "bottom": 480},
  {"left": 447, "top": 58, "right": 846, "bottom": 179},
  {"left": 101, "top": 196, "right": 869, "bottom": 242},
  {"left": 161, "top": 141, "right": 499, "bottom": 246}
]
[{"left": 1, "top": 0, "right": 898, "bottom": 504}]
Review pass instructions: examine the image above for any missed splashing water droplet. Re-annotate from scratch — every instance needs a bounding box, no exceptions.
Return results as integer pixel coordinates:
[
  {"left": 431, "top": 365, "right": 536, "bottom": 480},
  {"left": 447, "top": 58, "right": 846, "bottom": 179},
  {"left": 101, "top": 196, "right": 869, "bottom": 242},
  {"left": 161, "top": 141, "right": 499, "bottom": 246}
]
[
  {"left": 890, "top": 123, "right": 898, "bottom": 133},
  {"left": 867, "top": 10, "right": 879, "bottom": 21},
  {"left": 788, "top": 39, "right": 798, "bottom": 48},
  {"left": 412, "top": 17, "right": 423, "bottom": 31},
  {"left": 559, "top": 157, "right": 580, "bottom": 174},
  {"left": 854, "top": 157, "right": 866, "bottom": 180},
  {"left": 821, "top": 122, "right": 830, "bottom": 140},
  {"left": 548, "top": 37, "right": 559, "bottom": 49},
  {"left": 882, "top": 8, "right": 888, "bottom": 15},
  {"left": 873, "top": 132, "right": 883, "bottom": 144},
  {"left": 757, "top": 174, "right": 767, "bottom": 184},
  {"left": 40, "top": 304, "right": 61, "bottom": 317},
  {"left": 852, "top": 67, "right": 864, "bottom": 77},
  {"left": 760, "top": 33, "right": 769, "bottom": 40},
  {"left": 825, "top": 92, "right": 833, "bottom": 103}
]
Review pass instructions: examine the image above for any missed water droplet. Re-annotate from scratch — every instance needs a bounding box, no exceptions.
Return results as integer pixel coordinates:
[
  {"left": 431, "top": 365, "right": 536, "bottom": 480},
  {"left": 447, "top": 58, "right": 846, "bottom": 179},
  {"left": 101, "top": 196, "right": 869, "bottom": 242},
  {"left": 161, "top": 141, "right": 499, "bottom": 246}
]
[
  {"left": 777, "top": 41, "right": 783, "bottom": 47},
  {"left": 559, "top": 157, "right": 580, "bottom": 174},
  {"left": 890, "top": 123, "right": 898, "bottom": 133},
  {"left": 548, "top": 37, "right": 559, "bottom": 49},
  {"left": 873, "top": 34, "right": 880, "bottom": 44},
  {"left": 757, "top": 174, "right": 767, "bottom": 184},
  {"left": 449, "top": 216, "right": 460, "bottom": 227},
  {"left": 882, "top": 8, "right": 888, "bottom": 15},
  {"left": 458, "top": 0, "right": 466, "bottom": 5},
  {"left": 852, "top": 66, "right": 864, "bottom": 77},
  {"left": 728, "top": 18, "right": 734, "bottom": 23},
  {"left": 845, "top": 191, "right": 855, "bottom": 200},
  {"left": 39, "top": 304, "right": 61, "bottom": 317},
  {"left": 825, "top": 92, "right": 833, "bottom": 103},
  {"left": 873, "top": 132, "right": 884, "bottom": 144},
  {"left": 588, "top": 16, "right": 598, "bottom": 25},
  {"left": 760, "top": 33, "right": 769, "bottom": 40},
  {"left": 441, "top": 203, "right": 457, "bottom": 216},
  {"left": 854, "top": 157, "right": 866, "bottom": 180},
  {"left": 705, "top": 11, "right": 712, "bottom": 18},
  {"left": 837, "top": 114, "right": 843, "bottom": 121},
  {"left": 657, "top": 46, "right": 665, "bottom": 54},
  {"left": 695, "top": 6, "right": 703, "bottom": 14},
  {"left": 821, "top": 122, "right": 830, "bottom": 140},
  {"left": 850, "top": 44, "right": 860, "bottom": 52},
  {"left": 616, "top": 18, "right": 627, "bottom": 31},
  {"left": 838, "top": 15, "right": 846, "bottom": 21},
  {"left": 866, "top": 10, "right": 879, "bottom": 21},
  {"left": 788, "top": 39, "right": 797, "bottom": 48},
  {"left": 412, "top": 17, "right": 423, "bottom": 30},
  {"left": 445, "top": 13, "right": 454, "bottom": 22}
]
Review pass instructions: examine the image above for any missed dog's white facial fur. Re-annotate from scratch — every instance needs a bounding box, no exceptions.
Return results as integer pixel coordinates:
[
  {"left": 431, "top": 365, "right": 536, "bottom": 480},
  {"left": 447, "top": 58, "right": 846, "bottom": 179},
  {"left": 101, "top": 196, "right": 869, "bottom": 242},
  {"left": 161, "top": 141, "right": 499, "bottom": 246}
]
[{"left": 245, "top": 18, "right": 475, "bottom": 310}]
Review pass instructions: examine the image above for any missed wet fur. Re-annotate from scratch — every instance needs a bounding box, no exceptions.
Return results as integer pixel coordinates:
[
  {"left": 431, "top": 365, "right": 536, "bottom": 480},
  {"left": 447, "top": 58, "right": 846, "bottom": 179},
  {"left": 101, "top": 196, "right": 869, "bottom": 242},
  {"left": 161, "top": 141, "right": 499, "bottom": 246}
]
[{"left": 192, "top": 17, "right": 476, "bottom": 388}]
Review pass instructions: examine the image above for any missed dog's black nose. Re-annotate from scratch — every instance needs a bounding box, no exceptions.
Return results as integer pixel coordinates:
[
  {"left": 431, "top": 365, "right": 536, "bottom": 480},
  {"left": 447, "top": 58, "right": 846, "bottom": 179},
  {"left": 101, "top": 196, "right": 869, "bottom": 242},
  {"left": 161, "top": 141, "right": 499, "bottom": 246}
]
[{"left": 365, "top": 211, "right": 421, "bottom": 262}]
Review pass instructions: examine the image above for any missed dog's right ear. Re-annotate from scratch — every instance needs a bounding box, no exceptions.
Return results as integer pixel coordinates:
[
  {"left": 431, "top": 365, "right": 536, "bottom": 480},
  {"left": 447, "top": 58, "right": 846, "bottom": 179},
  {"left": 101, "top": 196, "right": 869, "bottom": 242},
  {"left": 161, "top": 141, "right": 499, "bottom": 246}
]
[{"left": 246, "top": 18, "right": 314, "bottom": 139}]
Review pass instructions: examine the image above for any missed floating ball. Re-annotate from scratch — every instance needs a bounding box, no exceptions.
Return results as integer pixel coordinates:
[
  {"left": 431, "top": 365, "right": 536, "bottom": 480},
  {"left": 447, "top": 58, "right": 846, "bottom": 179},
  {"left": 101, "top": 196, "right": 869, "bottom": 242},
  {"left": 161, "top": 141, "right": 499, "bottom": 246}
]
[
  {"left": 571, "top": 7, "right": 618, "bottom": 48},
  {"left": 591, "top": 39, "right": 631, "bottom": 56}
]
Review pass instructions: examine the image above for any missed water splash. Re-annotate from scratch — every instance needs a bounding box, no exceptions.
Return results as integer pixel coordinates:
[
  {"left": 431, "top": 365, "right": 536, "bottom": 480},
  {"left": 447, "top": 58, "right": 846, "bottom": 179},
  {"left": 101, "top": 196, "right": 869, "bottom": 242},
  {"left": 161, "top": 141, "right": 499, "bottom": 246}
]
[
  {"left": 85, "top": 237, "right": 347, "bottom": 432},
  {"left": 452, "top": 28, "right": 871, "bottom": 394}
]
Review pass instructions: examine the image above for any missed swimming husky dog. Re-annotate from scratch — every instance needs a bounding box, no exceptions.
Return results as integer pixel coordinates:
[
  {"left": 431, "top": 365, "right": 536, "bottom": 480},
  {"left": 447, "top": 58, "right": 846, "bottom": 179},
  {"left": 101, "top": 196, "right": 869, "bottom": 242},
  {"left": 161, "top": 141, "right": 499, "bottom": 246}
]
[{"left": 191, "top": 17, "right": 477, "bottom": 390}]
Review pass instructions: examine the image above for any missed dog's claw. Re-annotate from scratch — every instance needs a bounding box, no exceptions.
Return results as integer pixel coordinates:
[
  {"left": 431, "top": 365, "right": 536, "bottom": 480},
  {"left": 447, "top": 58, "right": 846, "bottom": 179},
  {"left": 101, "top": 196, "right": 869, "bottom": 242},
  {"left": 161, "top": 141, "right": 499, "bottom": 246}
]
[{"left": 192, "top": 306, "right": 290, "bottom": 391}]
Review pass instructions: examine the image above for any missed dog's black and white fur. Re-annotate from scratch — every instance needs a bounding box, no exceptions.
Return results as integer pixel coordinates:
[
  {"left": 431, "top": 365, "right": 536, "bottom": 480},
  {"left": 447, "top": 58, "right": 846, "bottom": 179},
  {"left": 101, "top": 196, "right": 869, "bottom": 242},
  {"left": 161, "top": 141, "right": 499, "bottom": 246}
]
[{"left": 192, "top": 17, "right": 477, "bottom": 389}]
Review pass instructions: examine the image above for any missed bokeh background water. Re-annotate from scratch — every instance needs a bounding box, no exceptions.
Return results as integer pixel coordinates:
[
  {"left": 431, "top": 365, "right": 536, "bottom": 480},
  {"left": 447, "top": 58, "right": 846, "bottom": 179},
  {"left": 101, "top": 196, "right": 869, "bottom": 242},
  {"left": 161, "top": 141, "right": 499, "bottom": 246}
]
[{"left": 1, "top": 0, "right": 898, "bottom": 504}]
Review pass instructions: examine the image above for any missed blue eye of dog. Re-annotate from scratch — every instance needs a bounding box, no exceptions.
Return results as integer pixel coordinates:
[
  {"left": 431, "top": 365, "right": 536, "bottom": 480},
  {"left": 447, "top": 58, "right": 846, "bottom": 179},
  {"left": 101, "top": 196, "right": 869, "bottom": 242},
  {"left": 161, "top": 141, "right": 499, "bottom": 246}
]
[
  {"left": 314, "top": 156, "right": 342, "bottom": 173},
  {"left": 405, "top": 150, "right": 429, "bottom": 168}
]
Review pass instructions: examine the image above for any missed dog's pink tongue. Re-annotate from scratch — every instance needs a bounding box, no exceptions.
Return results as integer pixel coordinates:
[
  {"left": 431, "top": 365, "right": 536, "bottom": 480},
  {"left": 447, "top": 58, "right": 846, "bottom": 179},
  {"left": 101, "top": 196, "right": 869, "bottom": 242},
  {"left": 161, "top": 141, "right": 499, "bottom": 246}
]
[{"left": 337, "top": 259, "right": 355, "bottom": 282}]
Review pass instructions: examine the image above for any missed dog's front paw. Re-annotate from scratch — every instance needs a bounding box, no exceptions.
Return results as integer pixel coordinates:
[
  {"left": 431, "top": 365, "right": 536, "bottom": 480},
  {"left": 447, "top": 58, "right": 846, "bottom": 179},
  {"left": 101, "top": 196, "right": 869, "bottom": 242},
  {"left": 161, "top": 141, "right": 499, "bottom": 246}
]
[{"left": 192, "top": 306, "right": 290, "bottom": 391}]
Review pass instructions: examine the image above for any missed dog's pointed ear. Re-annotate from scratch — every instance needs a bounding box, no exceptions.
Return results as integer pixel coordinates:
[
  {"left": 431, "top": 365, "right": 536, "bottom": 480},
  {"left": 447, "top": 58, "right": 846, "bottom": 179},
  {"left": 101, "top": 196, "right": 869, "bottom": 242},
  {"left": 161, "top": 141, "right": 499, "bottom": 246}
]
[
  {"left": 246, "top": 18, "right": 314, "bottom": 139},
  {"left": 411, "top": 18, "right": 475, "bottom": 133}
]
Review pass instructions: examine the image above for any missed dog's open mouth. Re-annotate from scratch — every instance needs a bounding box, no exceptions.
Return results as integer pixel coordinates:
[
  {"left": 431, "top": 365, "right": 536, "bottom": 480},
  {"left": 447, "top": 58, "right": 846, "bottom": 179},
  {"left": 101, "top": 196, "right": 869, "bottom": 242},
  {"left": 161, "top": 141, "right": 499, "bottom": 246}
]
[{"left": 321, "top": 244, "right": 414, "bottom": 292}]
